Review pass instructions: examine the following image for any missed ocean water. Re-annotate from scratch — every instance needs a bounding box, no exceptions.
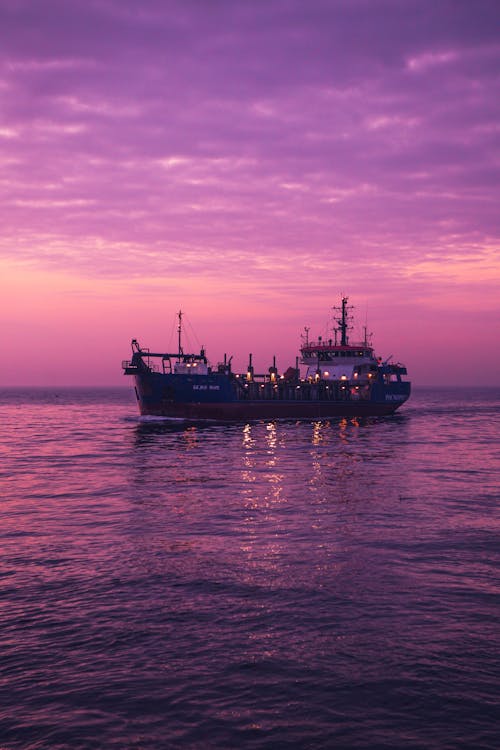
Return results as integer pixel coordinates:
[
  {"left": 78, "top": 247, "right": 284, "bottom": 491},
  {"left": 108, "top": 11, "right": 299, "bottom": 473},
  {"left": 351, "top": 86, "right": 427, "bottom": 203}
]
[{"left": 0, "top": 386, "right": 498, "bottom": 750}]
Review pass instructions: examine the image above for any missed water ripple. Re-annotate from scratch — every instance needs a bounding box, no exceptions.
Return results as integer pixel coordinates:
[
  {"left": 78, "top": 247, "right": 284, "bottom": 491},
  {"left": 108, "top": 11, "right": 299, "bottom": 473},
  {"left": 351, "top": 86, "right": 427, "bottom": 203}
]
[{"left": 0, "top": 387, "right": 499, "bottom": 749}]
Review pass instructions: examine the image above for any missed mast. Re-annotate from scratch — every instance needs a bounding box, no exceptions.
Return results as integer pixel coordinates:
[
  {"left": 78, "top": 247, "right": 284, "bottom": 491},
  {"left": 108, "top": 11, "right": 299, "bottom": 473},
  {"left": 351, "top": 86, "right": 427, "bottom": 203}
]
[
  {"left": 177, "top": 310, "right": 183, "bottom": 360},
  {"left": 333, "top": 296, "right": 352, "bottom": 346}
]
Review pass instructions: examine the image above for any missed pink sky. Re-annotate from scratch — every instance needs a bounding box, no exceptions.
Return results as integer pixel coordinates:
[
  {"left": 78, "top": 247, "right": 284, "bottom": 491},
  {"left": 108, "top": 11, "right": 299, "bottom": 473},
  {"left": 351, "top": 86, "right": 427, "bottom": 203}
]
[{"left": 1, "top": 0, "right": 499, "bottom": 386}]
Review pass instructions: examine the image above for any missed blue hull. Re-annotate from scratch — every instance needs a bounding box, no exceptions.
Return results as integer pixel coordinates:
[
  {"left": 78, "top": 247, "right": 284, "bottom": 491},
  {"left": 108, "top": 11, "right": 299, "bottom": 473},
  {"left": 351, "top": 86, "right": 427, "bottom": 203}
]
[{"left": 130, "top": 370, "right": 411, "bottom": 421}]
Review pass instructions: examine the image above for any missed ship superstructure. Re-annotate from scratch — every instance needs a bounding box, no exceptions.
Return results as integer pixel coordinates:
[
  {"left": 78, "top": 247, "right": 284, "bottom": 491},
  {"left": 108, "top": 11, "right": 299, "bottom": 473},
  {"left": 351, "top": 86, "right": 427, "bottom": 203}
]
[{"left": 300, "top": 296, "right": 402, "bottom": 394}]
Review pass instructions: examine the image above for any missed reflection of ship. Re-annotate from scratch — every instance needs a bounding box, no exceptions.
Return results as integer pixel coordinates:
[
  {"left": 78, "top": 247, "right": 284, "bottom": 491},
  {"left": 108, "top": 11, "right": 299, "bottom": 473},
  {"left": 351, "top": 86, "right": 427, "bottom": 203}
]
[{"left": 123, "top": 297, "right": 411, "bottom": 420}]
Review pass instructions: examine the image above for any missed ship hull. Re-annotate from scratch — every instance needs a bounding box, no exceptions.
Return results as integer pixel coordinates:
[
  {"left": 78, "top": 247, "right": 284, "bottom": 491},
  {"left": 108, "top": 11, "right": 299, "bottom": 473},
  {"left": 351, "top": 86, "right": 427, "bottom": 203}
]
[{"left": 131, "top": 372, "right": 410, "bottom": 421}]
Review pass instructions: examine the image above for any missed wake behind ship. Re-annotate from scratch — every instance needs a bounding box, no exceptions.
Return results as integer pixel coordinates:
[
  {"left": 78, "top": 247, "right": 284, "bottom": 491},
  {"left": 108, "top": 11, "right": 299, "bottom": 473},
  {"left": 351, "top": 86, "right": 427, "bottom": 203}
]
[{"left": 123, "top": 297, "right": 411, "bottom": 420}]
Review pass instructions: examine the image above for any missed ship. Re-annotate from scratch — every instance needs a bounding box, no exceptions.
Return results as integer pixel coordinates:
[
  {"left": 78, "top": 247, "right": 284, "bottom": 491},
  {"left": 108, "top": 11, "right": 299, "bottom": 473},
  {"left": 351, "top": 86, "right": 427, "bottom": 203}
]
[{"left": 122, "top": 297, "right": 410, "bottom": 420}]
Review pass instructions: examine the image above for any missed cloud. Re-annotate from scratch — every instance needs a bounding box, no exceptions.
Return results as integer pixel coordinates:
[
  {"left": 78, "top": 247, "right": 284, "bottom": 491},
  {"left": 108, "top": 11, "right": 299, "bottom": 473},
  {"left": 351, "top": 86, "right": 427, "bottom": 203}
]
[
  {"left": 407, "top": 50, "right": 459, "bottom": 72},
  {"left": 0, "top": 0, "right": 498, "bottom": 296}
]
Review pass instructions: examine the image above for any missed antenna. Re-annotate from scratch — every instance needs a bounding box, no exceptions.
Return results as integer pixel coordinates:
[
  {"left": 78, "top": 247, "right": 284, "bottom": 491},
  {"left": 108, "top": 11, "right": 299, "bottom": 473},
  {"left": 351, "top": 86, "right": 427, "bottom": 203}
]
[{"left": 363, "top": 325, "right": 373, "bottom": 347}]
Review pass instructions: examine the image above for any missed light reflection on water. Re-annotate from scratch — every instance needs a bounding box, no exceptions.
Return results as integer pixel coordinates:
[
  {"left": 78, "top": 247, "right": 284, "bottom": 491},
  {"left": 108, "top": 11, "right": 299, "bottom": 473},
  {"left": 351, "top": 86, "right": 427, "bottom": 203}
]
[{"left": 0, "top": 387, "right": 499, "bottom": 749}]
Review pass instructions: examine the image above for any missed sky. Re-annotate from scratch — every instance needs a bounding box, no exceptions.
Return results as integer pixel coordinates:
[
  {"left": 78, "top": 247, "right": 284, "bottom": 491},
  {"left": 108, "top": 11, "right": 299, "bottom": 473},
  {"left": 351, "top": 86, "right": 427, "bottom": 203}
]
[{"left": 1, "top": 0, "right": 499, "bottom": 386}]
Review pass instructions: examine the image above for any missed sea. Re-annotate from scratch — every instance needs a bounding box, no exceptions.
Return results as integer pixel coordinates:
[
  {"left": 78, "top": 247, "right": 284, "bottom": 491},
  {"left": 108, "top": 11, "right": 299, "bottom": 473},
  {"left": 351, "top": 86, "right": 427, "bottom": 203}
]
[{"left": 0, "top": 386, "right": 498, "bottom": 750}]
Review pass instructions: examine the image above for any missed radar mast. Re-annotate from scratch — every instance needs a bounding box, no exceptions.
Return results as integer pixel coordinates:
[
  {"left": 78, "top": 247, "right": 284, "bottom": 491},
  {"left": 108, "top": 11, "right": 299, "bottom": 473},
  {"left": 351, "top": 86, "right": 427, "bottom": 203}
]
[{"left": 333, "top": 296, "right": 353, "bottom": 346}]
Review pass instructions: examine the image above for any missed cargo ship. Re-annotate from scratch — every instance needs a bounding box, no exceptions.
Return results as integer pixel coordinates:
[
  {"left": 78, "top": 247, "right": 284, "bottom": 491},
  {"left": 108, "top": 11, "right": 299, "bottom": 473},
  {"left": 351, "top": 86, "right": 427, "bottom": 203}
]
[{"left": 123, "top": 297, "right": 410, "bottom": 420}]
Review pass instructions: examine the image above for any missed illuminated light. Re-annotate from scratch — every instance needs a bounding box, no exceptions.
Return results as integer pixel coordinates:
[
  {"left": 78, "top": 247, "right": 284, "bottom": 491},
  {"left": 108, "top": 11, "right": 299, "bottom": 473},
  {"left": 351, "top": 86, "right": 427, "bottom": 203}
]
[
  {"left": 340, "top": 375, "right": 347, "bottom": 380},
  {"left": 368, "top": 373, "right": 373, "bottom": 378},
  {"left": 260, "top": 384, "right": 264, "bottom": 388},
  {"left": 353, "top": 372, "right": 358, "bottom": 378},
  {"left": 323, "top": 371, "right": 329, "bottom": 377},
  {"left": 296, "top": 385, "right": 301, "bottom": 389}
]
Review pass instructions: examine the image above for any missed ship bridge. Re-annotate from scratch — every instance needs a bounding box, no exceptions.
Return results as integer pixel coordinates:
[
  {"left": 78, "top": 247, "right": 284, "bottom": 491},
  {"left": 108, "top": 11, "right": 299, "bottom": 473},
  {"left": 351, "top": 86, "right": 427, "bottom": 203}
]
[{"left": 301, "top": 342, "right": 377, "bottom": 382}]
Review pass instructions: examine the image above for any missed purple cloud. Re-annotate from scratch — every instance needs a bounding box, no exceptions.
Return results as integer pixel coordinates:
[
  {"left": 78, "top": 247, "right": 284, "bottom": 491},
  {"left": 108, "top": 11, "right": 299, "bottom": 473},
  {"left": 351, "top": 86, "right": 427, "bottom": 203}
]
[{"left": 0, "top": 0, "right": 498, "bottom": 302}]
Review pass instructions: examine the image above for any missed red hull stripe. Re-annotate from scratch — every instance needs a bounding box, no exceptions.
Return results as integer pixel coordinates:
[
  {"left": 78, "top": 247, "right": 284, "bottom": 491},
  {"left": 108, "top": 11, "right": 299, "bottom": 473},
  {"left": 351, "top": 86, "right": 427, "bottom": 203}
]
[{"left": 139, "top": 400, "right": 401, "bottom": 420}]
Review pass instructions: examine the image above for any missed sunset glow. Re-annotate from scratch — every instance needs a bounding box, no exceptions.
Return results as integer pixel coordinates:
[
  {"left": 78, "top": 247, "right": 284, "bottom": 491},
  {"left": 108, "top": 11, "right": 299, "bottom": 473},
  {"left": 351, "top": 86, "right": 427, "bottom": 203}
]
[{"left": 1, "top": 1, "right": 499, "bottom": 385}]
